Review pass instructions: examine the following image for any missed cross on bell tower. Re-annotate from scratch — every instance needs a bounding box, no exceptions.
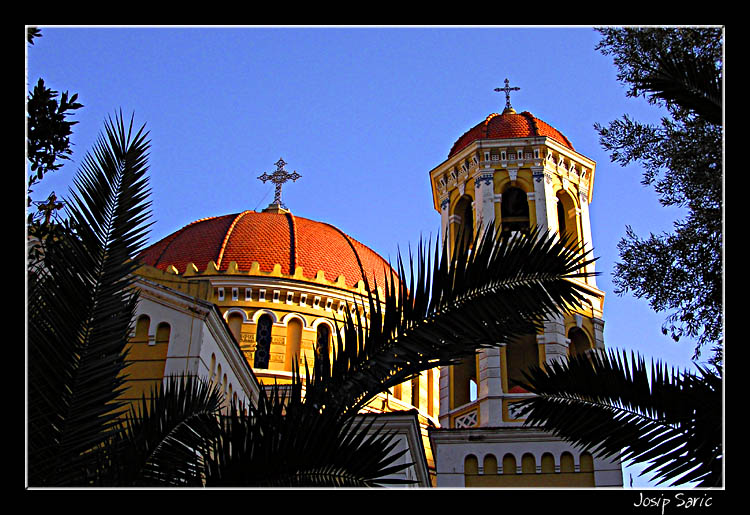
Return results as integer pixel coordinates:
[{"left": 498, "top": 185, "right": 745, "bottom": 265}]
[
  {"left": 494, "top": 78, "right": 520, "bottom": 114},
  {"left": 258, "top": 158, "right": 301, "bottom": 210}
]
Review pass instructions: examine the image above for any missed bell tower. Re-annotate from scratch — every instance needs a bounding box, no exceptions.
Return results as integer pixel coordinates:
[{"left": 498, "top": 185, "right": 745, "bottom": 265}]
[{"left": 427, "top": 82, "right": 622, "bottom": 487}]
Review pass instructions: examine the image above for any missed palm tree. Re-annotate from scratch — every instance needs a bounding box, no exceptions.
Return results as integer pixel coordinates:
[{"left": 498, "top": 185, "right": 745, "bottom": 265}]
[
  {"left": 28, "top": 111, "right": 153, "bottom": 485},
  {"left": 27, "top": 110, "right": 597, "bottom": 486},
  {"left": 515, "top": 350, "right": 722, "bottom": 487}
]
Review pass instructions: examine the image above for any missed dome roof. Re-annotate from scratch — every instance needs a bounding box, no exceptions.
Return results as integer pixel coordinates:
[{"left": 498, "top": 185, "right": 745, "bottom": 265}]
[
  {"left": 448, "top": 109, "right": 575, "bottom": 158},
  {"left": 138, "top": 210, "right": 396, "bottom": 290}
]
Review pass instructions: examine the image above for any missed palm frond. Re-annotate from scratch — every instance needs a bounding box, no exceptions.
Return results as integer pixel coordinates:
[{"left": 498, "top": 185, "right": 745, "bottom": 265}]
[
  {"left": 306, "top": 225, "right": 597, "bottom": 417},
  {"left": 95, "top": 375, "right": 224, "bottom": 486},
  {"left": 27, "top": 111, "right": 152, "bottom": 486},
  {"left": 515, "top": 349, "right": 722, "bottom": 487},
  {"left": 203, "top": 363, "right": 413, "bottom": 487}
]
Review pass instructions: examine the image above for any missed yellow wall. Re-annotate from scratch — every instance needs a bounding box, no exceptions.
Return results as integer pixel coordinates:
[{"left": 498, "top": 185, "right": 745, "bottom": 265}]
[
  {"left": 118, "top": 315, "right": 169, "bottom": 405},
  {"left": 464, "top": 452, "right": 595, "bottom": 487},
  {"left": 465, "top": 470, "right": 595, "bottom": 487}
]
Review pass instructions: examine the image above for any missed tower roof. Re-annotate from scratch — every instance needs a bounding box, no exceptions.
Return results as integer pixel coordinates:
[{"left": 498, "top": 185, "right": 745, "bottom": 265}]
[
  {"left": 447, "top": 110, "right": 575, "bottom": 158},
  {"left": 138, "top": 210, "right": 395, "bottom": 290}
]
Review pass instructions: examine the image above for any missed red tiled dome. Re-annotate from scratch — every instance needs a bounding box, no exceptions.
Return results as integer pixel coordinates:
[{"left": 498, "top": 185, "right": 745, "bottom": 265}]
[
  {"left": 448, "top": 110, "right": 574, "bottom": 158},
  {"left": 138, "top": 210, "right": 396, "bottom": 290}
]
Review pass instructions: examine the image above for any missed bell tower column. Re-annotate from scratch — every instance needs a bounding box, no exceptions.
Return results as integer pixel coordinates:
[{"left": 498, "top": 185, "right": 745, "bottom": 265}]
[
  {"left": 473, "top": 171, "right": 496, "bottom": 231},
  {"left": 531, "top": 165, "right": 558, "bottom": 234},
  {"left": 578, "top": 184, "right": 597, "bottom": 287}
]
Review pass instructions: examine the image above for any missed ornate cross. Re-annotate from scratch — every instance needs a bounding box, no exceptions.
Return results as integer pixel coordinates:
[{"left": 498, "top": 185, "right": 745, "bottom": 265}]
[
  {"left": 257, "top": 158, "right": 301, "bottom": 208},
  {"left": 494, "top": 78, "right": 520, "bottom": 111}
]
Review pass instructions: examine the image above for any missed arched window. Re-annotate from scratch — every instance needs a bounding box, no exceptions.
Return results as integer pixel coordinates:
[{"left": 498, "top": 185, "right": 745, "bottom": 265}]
[
  {"left": 155, "top": 322, "right": 170, "bottom": 345},
  {"left": 464, "top": 455, "right": 479, "bottom": 476},
  {"left": 557, "top": 193, "right": 567, "bottom": 236},
  {"left": 452, "top": 353, "right": 477, "bottom": 408},
  {"left": 209, "top": 354, "right": 217, "bottom": 384},
  {"left": 316, "top": 323, "right": 331, "bottom": 363},
  {"left": 285, "top": 318, "right": 303, "bottom": 370},
  {"left": 541, "top": 453, "right": 555, "bottom": 474},
  {"left": 568, "top": 327, "right": 591, "bottom": 358},
  {"left": 227, "top": 312, "right": 243, "bottom": 343},
  {"left": 411, "top": 375, "right": 421, "bottom": 409},
  {"left": 506, "top": 334, "right": 538, "bottom": 390},
  {"left": 453, "top": 195, "right": 474, "bottom": 253},
  {"left": 501, "top": 187, "right": 529, "bottom": 234},
  {"left": 560, "top": 452, "right": 575, "bottom": 473},
  {"left": 521, "top": 453, "right": 536, "bottom": 474},
  {"left": 556, "top": 190, "right": 579, "bottom": 248},
  {"left": 483, "top": 454, "right": 498, "bottom": 475},
  {"left": 254, "top": 315, "right": 272, "bottom": 369},
  {"left": 427, "top": 368, "right": 435, "bottom": 416},
  {"left": 502, "top": 454, "right": 517, "bottom": 475},
  {"left": 133, "top": 315, "right": 150, "bottom": 343}
]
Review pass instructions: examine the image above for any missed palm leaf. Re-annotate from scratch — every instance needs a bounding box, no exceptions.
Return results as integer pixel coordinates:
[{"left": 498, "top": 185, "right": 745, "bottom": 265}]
[
  {"left": 94, "top": 375, "right": 224, "bottom": 486},
  {"left": 305, "top": 225, "right": 597, "bottom": 417},
  {"left": 514, "top": 349, "right": 722, "bottom": 487},
  {"left": 203, "top": 362, "right": 412, "bottom": 487},
  {"left": 27, "top": 111, "right": 152, "bottom": 486}
]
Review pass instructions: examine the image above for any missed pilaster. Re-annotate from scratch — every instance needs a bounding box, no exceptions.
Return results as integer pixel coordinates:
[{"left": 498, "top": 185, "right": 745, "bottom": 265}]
[
  {"left": 578, "top": 186, "right": 597, "bottom": 287},
  {"left": 473, "top": 171, "right": 496, "bottom": 229},
  {"left": 531, "top": 166, "right": 555, "bottom": 233},
  {"left": 477, "top": 346, "right": 503, "bottom": 426},
  {"left": 541, "top": 312, "right": 569, "bottom": 364}
]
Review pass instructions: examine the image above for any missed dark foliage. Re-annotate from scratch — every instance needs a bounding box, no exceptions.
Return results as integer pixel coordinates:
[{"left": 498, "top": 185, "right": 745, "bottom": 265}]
[{"left": 516, "top": 350, "right": 722, "bottom": 487}]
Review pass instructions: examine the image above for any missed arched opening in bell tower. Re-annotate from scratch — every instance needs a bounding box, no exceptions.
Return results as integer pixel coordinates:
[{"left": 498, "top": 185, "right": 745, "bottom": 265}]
[
  {"left": 501, "top": 187, "right": 530, "bottom": 235},
  {"left": 505, "top": 334, "right": 539, "bottom": 391},
  {"left": 568, "top": 326, "right": 592, "bottom": 358},
  {"left": 556, "top": 190, "right": 580, "bottom": 249},
  {"left": 452, "top": 195, "right": 474, "bottom": 253},
  {"left": 451, "top": 353, "right": 478, "bottom": 408}
]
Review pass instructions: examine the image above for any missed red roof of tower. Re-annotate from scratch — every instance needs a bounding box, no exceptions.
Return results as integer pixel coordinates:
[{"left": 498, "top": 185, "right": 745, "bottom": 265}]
[{"left": 448, "top": 110, "right": 575, "bottom": 158}]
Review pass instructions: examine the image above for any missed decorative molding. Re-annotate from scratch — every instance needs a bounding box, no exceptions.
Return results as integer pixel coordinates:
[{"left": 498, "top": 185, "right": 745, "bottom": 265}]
[
  {"left": 454, "top": 409, "right": 478, "bottom": 428},
  {"left": 475, "top": 172, "right": 493, "bottom": 188}
]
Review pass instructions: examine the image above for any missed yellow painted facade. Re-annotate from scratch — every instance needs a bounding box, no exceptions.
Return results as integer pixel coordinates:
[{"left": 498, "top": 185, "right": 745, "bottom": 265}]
[{"left": 464, "top": 451, "right": 595, "bottom": 487}]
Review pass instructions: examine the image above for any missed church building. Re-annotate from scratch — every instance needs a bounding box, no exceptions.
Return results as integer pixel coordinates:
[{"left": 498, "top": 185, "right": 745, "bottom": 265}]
[{"left": 122, "top": 82, "right": 623, "bottom": 488}]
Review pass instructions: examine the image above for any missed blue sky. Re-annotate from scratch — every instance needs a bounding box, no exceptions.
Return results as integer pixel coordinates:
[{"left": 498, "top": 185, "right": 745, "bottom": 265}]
[{"left": 27, "top": 26, "right": 711, "bottom": 487}]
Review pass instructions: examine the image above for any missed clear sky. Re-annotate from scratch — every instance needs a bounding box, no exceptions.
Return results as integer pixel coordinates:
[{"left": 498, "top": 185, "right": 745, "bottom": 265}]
[{"left": 26, "top": 25, "right": 710, "bottom": 488}]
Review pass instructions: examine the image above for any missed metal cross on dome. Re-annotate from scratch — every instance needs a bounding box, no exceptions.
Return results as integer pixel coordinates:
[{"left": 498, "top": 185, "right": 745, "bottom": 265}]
[
  {"left": 257, "top": 158, "right": 301, "bottom": 208},
  {"left": 494, "top": 78, "right": 520, "bottom": 111}
]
